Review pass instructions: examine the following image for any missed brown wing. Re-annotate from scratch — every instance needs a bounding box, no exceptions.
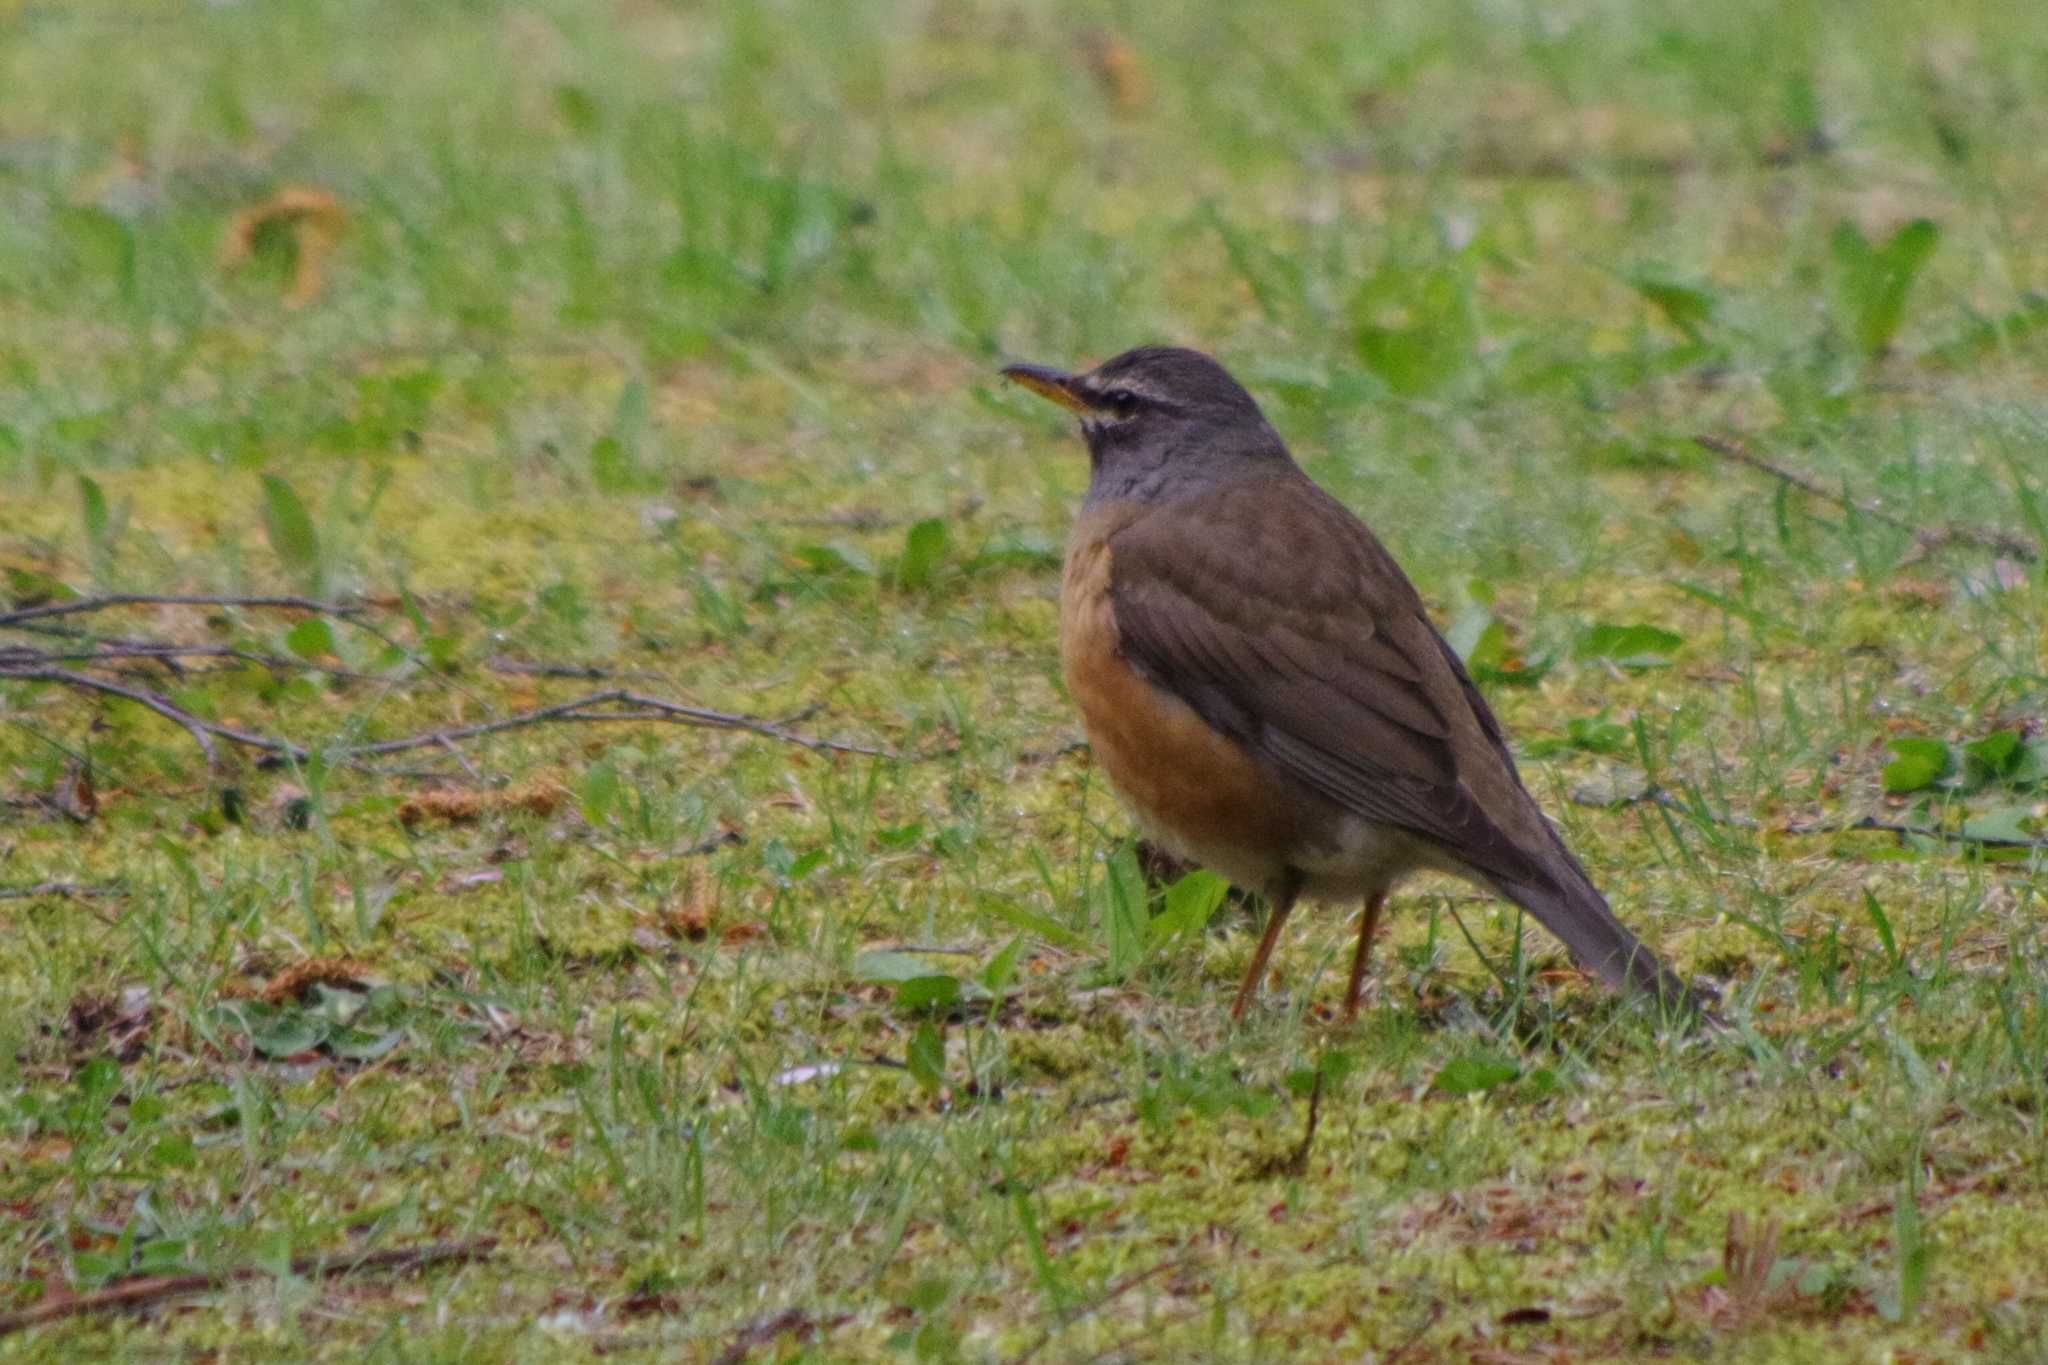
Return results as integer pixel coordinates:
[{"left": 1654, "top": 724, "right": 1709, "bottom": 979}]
[{"left": 1105, "top": 473, "right": 1550, "bottom": 888}]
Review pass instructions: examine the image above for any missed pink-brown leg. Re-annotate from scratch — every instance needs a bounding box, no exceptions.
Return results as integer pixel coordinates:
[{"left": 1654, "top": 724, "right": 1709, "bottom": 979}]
[
  {"left": 1342, "top": 891, "right": 1386, "bottom": 1023},
  {"left": 1230, "top": 871, "right": 1302, "bottom": 1020}
]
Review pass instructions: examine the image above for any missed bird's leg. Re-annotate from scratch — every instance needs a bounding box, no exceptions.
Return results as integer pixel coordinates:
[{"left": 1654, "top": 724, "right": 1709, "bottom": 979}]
[
  {"left": 1231, "top": 868, "right": 1303, "bottom": 1020},
  {"left": 1342, "top": 891, "right": 1387, "bottom": 1024}
]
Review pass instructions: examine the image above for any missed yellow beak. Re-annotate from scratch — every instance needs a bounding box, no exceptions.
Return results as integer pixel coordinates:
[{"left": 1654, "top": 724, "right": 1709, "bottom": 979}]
[{"left": 1000, "top": 362, "right": 1093, "bottom": 414}]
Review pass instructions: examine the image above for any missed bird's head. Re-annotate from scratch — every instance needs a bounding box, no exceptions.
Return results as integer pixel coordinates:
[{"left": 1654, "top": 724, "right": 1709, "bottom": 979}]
[{"left": 1001, "top": 346, "right": 1291, "bottom": 502}]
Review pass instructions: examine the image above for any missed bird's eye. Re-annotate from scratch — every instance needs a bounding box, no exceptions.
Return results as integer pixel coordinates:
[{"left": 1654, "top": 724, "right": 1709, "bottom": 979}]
[{"left": 1104, "top": 388, "right": 1141, "bottom": 417}]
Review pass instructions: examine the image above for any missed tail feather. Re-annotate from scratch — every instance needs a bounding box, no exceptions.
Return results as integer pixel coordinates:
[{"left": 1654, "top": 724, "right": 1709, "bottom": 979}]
[{"left": 1490, "top": 852, "right": 1706, "bottom": 1021}]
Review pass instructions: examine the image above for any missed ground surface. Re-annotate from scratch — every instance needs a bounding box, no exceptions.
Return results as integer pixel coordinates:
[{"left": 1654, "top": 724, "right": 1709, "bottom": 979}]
[{"left": 3, "top": 0, "right": 2048, "bottom": 1360}]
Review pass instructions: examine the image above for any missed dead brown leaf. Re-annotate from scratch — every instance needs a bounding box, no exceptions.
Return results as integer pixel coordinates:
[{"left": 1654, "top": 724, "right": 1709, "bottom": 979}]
[
  {"left": 65, "top": 988, "right": 153, "bottom": 1062},
  {"left": 220, "top": 186, "right": 346, "bottom": 307},
  {"left": 397, "top": 787, "right": 485, "bottom": 828},
  {"left": 217, "top": 955, "right": 376, "bottom": 1006},
  {"left": 1082, "top": 31, "right": 1151, "bottom": 114}
]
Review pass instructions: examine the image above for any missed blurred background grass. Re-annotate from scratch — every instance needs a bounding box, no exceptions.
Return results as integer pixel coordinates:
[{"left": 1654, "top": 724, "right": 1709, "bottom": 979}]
[{"left": 4, "top": 1, "right": 2048, "bottom": 1359}]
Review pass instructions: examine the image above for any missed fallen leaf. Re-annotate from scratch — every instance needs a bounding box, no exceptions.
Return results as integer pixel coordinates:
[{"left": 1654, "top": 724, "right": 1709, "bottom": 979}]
[
  {"left": 399, "top": 787, "right": 484, "bottom": 827},
  {"left": 1083, "top": 31, "right": 1151, "bottom": 113},
  {"left": 243, "top": 955, "right": 378, "bottom": 1005},
  {"left": 220, "top": 186, "right": 346, "bottom": 307}
]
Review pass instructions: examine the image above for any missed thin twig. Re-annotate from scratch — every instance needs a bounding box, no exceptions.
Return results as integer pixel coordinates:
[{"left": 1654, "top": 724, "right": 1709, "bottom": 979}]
[
  {"left": 3, "top": 668, "right": 224, "bottom": 766},
  {"left": 2, "top": 672, "right": 894, "bottom": 763},
  {"left": 0, "top": 592, "right": 499, "bottom": 715},
  {"left": 0, "top": 1236, "right": 496, "bottom": 1337},
  {"left": 484, "top": 655, "right": 661, "bottom": 681},
  {"left": 0, "top": 881, "right": 127, "bottom": 900},
  {"left": 1578, "top": 783, "right": 2046, "bottom": 851},
  {"left": 1005, "top": 1257, "right": 1193, "bottom": 1365},
  {"left": 1692, "top": 433, "right": 2039, "bottom": 562},
  {"left": 0, "top": 641, "right": 385, "bottom": 682},
  {"left": 710, "top": 1307, "right": 815, "bottom": 1365},
  {"left": 0, "top": 593, "right": 360, "bottom": 629}
]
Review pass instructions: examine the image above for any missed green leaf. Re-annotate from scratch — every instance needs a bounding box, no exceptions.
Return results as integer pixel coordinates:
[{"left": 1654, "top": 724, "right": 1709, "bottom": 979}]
[
  {"left": 259, "top": 474, "right": 323, "bottom": 593},
  {"left": 589, "top": 436, "right": 633, "bottom": 494},
  {"left": 77, "top": 473, "right": 109, "bottom": 544},
  {"left": 981, "top": 936, "right": 1025, "bottom": 994},
  {"left": 1444, "top": 603, "right": 1499, "bottom": 665},
  {"left": 894, "top": 517, "right": 949, "bottom": 591},
  {"left": 327, "top": 1027, "right": 404, "bottom": 1062},
  {"left": 795, "top": 543, "right": 874, "bottom": 576},
  {"left": 1832, "top": 218, "right": 1940, "bottom": 357},
  {"left": 2012, "top": 740, "right": 2048, "bottom": 787},
  {"left": 1960, "top": 806, "right": 2037, "bottom": 845},
  {"left": 5, "top": 566, "right": 76, "bottom": 605},
  {"left": 580, "top": 758, "right": 621, "bottom": 825},
  {"left": 1627, "top": 272, "right": 1717, "bottom": 341},
  {"left": 1861, "top": 888, "right": 1901, "bottom": 970},
  {"left": 978, "top": 896, "right": 1087, "bottom": 949},
  {"left": 1431, "top": 1053, "right": 1521, "bottom": 1096},
  {"left": 248, "top": 1010, "right": 326, "bottom": 1058},
  {"left": 1575, "top": 622, "right": 1682, "bottom": 668},
  {"left": 906, "top": 1022, "right": 945, "bottom": 1093},
  {"left": 852, "top": 950, "right": 941, "bottom": 983},
  {"left": 1146, "top": 869, "right": 1228, "bottom": 950},
  {"left": 1353, "top": 263, "right": 1476, "bottom": 396},
  {"left": 284, "top": 617, "right": 337, "bottom": 660},
  {"left": 1101, "top": 846, "right": 1148, "bottom": 979},
  {"left": 895, "top": 974, "right": 962, "bottom": 1011},
  {"left": 1964, "top": 730, "right": 2022, "bottom": 781},
  {"left": 1881, "top": 738, "right": 1951, "bottom": 794}
]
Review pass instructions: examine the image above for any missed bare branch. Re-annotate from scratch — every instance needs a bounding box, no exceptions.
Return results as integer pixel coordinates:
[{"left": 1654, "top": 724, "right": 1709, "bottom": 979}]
[
  {"left": 0, "top": 593, "right": 360, "bottom": 629},
  {"left": 0, "top": 881, "right": 126, "bottom": 900},
  {"left": 2, "top": 672, "right": 895, "bottom": 765},
  {"left": 3, "top": 668, "right": 226, "bottom": 766},
  {"left": 1578, "top": 782, "right": 2046, "bottom": 850},
  {"left": 0, "top": 1237, "right": 496, "bottom": 1336},
  {"left": 1693, "top": 434, "right": 2039, "bottom": 562}
]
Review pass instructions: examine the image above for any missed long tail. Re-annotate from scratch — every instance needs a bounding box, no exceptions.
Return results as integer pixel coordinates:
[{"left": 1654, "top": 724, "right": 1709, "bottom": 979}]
[{"left": 1489, "top": 845, "right": 1707, "bottom": 1022}]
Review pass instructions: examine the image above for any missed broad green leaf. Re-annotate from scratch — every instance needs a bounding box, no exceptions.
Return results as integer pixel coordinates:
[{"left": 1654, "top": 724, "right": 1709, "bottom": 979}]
[
  {"left": 1575, "top": 623, "right": 1682, "bottom": 668},
  {"left": 1963, "top": 730, "right": 2022, "bottom": 780},
  {"left": 981, "top": 936, "right": 1025, "bottom": 993},
  {"left": 1352, "top": 262, "right": 1475, "bottom": 396},
  {"left": 795, "top": 543, "right": 874, "bottom": 576},
  {"left": 895, "top": 974, "right": 961, "bottom": 1011},
  {"left": 284, "top": 617, "right": 337, "bottom": 660},
  {"left": 1146, "top": 869, "right": 1228, "bottom": 950},
  {"left": 1862, "top": 888, "right": 1900, "bottom": 969},
  {"left": 579, "top": 758, "right": 621, "bottom": 825},
  {"left": 1881, "top": 738, "right": 1950, "bottom": 794},
  {"left": 1102, "top": 846, "right": 1148, "bottom": 979},
  {"left": 248, "top": 1010, "right": 325, "bottom": 1058},
  {"left": 852, "top": 950, "right": 940, "bottom": 983},
  {"left": 77, "top": 473, "right": 108, "bottom": 543},
  {"left": 978, "top": 896, "right": 1087, "bottom": 949},
  {"left": 894, "top": 517, "right": 948, "bottom": 590},
  {"left": 1431, "top": 1053, "right": 1520, "bottom": 1096},
  {"left": 1960, "top": 806, "right": 2036, "bottom": 845},
  {"left": 906, "top": 1022, "right": 944, "bottom": 1093},
  {"left": 1832, "top": 218, "right": 1940, "bottom": 356},
  {"left": 1627, "top": 272, "right": 1717, "bottom": 341},
  {"left": 327, "top": 1027, "right": 404, "bottom": 1062},
  {"left": 260, "top": 474, "right": 323, "bottom": 593},
  {"left": 589, "top": 436, "right": 633, "bottom": 493}
]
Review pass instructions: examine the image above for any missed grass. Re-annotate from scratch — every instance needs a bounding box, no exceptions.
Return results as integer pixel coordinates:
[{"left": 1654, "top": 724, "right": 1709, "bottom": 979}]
[{"left": 3, "top": 0, "right": 2047, "bottom": 1358}]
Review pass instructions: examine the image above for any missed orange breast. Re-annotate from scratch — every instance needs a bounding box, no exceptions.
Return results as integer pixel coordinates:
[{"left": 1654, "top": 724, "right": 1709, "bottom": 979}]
[{"left": 1060, "top": 504, "right": 1306, "bottom": 895}]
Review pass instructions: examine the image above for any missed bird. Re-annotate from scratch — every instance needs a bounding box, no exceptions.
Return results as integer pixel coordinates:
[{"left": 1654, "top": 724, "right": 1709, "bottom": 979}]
[{"left": 1002, "top": 345, "right": 1701, "bottom": 1023}]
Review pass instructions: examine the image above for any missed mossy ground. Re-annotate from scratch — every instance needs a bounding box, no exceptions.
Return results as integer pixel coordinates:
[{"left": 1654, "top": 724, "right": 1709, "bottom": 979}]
[{"left": 4, "top": 1, "right": 2048, "bottom": 1359}]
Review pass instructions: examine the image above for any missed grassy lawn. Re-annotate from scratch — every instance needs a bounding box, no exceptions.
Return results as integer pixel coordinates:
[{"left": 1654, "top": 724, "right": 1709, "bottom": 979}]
[{"left": 4, "top": 0, "right": 2048, "bottom": 1358}]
